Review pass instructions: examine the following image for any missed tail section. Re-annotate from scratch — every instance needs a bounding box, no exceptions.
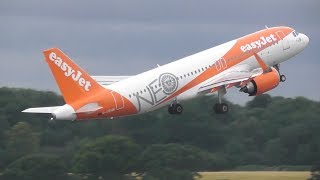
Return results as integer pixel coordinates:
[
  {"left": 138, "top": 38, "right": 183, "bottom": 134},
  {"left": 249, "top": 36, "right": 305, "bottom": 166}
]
[
  {"left": 23, "top": 48, "right": 138, "bottom": 120},
  {"left": 43, "top": 48, "right": 105, "bottom": 104}
]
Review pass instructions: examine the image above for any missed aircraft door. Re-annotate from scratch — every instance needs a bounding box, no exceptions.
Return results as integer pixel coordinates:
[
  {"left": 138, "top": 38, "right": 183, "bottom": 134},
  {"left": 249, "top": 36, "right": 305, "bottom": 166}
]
[
  {"left": 110, "top": 91, "right": 125, "bottom": 110},
  {"left": 276, "top": 31, "right": 290, "bottom": 50}
]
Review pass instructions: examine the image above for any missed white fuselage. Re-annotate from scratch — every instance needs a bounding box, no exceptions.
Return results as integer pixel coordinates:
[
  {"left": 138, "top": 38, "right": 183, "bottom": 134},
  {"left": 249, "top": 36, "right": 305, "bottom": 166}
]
[{"left": 107, "top": 29, "right": 308, "bottom": 114}]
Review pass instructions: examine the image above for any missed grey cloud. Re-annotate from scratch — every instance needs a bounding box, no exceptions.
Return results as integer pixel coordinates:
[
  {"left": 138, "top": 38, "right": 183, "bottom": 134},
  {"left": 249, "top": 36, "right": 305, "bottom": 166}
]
[{"left": 0, "top": 0, "right": 319, "bottom": 104}]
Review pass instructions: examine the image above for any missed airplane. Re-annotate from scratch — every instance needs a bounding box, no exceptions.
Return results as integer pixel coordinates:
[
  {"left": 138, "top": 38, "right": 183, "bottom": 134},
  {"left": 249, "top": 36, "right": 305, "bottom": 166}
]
[{"left": 22, "top": 26, "right": 309, "bottom": 121}]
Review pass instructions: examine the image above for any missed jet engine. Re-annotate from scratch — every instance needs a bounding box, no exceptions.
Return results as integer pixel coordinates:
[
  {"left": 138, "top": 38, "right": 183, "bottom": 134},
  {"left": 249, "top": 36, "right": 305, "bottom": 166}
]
[{"left": 240, "top": 67, "right": 280, "bottom": 96}]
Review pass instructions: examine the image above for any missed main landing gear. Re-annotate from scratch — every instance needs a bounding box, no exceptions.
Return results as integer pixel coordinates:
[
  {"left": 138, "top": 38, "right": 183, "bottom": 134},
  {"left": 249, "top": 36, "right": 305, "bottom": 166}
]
[
  {"left": 168, "top": 102, "right": 183, "bottom": 115},
  {"left": 214, "top": 86, "right": 229, "bottom": 114},
  {"left": 168, "top": 86, "right": 229, "bottom": 115}
]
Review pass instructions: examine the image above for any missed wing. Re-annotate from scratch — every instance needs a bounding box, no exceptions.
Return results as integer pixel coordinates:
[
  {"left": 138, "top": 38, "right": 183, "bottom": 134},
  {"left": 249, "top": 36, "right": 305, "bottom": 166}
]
[
  {"left": 91, "top": 76, "right": 131, "bottom": 86},
  {"left": 198, "top": 64, "right": 263, "bottom": 95}
]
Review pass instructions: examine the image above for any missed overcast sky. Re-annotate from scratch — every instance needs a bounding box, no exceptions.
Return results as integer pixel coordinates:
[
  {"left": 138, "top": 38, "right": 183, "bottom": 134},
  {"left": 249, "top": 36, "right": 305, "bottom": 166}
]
[{"left": 1, "top": 0, "right": 319, "bottom": 104}]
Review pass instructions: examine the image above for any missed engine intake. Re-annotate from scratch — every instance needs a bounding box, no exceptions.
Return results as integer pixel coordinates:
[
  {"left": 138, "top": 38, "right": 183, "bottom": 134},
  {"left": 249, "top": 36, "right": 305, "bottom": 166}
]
[{"left": 240, "top": 67, "right": 280, "bottom": 96}]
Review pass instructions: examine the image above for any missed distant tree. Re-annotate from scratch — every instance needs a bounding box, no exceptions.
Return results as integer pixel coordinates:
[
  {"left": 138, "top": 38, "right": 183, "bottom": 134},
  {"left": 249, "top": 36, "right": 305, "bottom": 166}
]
[
  {"left": 264, "top": 138, "right": 288, "bottom": 165},
  {"left": 0, "top": 154, "right": 67, "bottom": 180},
  {"left": 0, "top": 148, "right": 9, "bottom": 170},
  {"left": 246, "top": 94, "right": 272, "bottom": 108},
  {"left": 140, "top": 143, "right": 225, "bottom": 179},
  {"left": 72, "top": 135, "right": 141, "bottom": 179},
  {"left": 0, "top": 115, "right": 10, "bottom": 169},
  {"left": 2, "top": 87, "right": 320, "bottom": 172},
  {"left": 6, "top": 122, "right": 39, "bottom": 160}
]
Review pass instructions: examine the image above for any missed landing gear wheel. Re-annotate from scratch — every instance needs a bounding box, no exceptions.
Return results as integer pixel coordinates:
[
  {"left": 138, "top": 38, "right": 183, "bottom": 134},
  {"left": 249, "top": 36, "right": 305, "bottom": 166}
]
[
  {"left": 175, "top": 104, "right": 183, "bottom": 114},
  {"left": 214, "top": 103, "right": 229, "bottom": 114},
  {"left": 280, "top": 75, "right": 286, "bottom": 82},
  {"left": 168, "top": 103, "right": 183, "bottom": 115}
]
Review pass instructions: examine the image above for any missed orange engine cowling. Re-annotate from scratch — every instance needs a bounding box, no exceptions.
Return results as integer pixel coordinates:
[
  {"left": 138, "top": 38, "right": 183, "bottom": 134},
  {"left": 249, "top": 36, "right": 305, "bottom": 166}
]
[{"left": 240, "top": 67, "right": 280, "bottom": 96}]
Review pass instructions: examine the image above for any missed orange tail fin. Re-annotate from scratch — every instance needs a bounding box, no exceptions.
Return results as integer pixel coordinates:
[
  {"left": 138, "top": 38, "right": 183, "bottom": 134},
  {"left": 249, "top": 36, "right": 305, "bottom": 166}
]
[{"left": 43, "top": 48, "right": 104, "bottom": 104}]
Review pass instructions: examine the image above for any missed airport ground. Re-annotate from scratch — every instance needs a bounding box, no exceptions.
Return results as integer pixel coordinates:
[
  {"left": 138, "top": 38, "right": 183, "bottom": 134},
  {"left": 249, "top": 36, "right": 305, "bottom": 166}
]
[{"left": 199, "top": 171, "right": 309, "bottom": 180}]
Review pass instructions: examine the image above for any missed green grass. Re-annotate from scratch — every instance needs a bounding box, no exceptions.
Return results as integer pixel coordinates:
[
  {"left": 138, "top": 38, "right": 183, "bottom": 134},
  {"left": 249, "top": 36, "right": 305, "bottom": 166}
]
[{"left": 198, "top": 171, "right": 310, "bottom": 180}]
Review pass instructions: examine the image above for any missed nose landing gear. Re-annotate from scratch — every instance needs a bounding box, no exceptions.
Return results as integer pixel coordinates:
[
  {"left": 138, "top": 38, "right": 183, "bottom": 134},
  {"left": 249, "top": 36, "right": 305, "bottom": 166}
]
[
  {"left": 280, "top": 74, "right": 286, "bottom": 82},
  {"left": 274, "top": 64, "right": 286, "bottom": 82}
]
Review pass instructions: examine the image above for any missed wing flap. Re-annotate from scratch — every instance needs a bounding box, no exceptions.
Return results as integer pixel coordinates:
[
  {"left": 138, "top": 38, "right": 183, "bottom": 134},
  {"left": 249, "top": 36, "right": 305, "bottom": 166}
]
[{"left": 198, "top": 66, "right": 263, "bottom": 94}]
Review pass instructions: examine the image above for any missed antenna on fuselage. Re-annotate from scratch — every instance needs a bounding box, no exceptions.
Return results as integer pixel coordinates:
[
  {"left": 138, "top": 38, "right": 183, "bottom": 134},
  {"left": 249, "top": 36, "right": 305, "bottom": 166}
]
[{"left": 265, "top": 25, "right": 269, "bottom": 29}]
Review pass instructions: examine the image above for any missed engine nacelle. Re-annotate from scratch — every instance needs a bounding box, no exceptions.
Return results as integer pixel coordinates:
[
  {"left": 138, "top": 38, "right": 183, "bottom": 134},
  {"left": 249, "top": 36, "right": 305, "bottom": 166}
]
[{"left": 240, "top": 67, "right": 280, "bottom": 96}]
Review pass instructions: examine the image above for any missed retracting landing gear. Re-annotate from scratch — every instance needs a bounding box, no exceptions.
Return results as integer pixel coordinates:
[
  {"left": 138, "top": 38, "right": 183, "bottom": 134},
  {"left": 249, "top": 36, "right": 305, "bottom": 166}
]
[
  {"left": 280, "top": 74, "right": 286, "bottom": 82},
  {"left": 168, "top": 100, "right": 183, "bottom": 115},
  {"left": 274, "top": 64, "right": 286, "bottom": 82},
  {"left": 214, "top": 86, "right": 229, "bottom": 114},
  {"left": 214, "top": 103, "right": 229, "bottom": 114}
]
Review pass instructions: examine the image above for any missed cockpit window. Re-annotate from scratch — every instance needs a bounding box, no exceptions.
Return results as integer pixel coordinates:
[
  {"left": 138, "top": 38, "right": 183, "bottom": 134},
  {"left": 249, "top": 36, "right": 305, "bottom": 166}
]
[
  {"left": 292, "top": 31, "right": 297, "bottom": 37},
  {"left": 292, "top": 31, "right": 299, "bottom": 37}
]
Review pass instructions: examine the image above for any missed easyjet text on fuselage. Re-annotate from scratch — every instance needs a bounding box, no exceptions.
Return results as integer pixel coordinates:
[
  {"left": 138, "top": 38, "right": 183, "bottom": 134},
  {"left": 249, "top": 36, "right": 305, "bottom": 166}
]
[{"left": 240, "top": 34, "right": 277, "bottom": 52}]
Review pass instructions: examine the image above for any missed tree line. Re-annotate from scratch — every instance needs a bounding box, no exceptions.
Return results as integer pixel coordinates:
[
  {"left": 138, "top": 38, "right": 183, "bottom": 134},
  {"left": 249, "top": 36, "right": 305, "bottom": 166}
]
[{"left": 0, "top": 87, "right": 319, "bottom": 180}]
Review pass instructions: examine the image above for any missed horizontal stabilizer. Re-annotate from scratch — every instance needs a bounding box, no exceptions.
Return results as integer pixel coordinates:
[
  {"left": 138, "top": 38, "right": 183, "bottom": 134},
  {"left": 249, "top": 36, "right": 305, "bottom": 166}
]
[
  {"left": 22, "top": 103, "right": 102, "bottom": 114},
  {"left": 22, "top": 106, "right": 62, "bottom": 114}
]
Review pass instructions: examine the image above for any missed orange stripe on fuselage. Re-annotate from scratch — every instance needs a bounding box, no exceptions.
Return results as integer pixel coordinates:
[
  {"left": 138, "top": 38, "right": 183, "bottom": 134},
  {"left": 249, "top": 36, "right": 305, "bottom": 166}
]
[{"left": 161, "top": 26, "right": 293, "bottom": 104}]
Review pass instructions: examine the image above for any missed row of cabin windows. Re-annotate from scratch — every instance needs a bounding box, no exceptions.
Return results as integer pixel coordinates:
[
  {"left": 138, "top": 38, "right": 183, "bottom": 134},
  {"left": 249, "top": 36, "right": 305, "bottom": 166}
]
[
  {"left": 128, "top": 85, "right": 161, "bottom": 98},
  {"left": 127, "top": 42, "right": 278, "bottom": 98},
  {"left": 128, "top": 65, "right": 211, "bottom": 98},
  {"left": 179, "top": 67, "right": 208, "bottom": 80}
]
